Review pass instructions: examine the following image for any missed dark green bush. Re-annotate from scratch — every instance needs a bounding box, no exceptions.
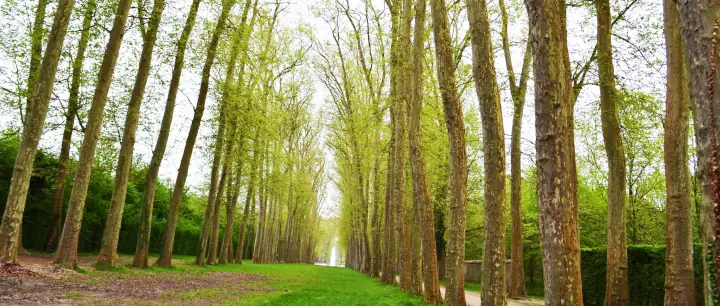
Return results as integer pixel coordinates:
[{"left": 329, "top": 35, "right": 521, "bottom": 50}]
[
  {"left": 581, "top": 245, "right": 705, "bottom": 305},
  {"left": 0, "top": 132, "right": 209, "bottom": 256}
]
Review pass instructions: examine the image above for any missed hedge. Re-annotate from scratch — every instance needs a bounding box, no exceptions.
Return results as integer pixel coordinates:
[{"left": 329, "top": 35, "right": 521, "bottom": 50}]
[{"left": 581, "top": 245, "right": 705, "bottom": 305}]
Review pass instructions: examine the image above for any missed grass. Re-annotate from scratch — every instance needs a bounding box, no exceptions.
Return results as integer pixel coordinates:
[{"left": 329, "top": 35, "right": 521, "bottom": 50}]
[
  {"left": 68, "top": 253, "right": 429, "bottom": 305},
  {"left": 197, "top": 260, "right": 429, "bottom": 305}
]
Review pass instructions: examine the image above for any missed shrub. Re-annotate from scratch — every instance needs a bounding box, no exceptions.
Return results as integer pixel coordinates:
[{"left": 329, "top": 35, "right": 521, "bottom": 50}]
[{"left": 581, "top": 245, "right": 704, "bottom": 305}]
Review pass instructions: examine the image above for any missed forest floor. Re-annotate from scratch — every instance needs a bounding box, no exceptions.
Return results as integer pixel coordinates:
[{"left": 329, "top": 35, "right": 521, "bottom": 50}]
[{"left": 1, "top": 253, "right": 544, "bottom": 305}]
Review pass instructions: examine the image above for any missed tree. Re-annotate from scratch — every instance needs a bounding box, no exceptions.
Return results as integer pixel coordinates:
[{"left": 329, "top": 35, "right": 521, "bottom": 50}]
[
  {"left": 498, "top": 0, "right": 531, "bottom": 298},
  {"left": 155, "top": 0, "right": 237, "bottom": 267},
  {"left": 132, "top": 0, "right": 202, "bottom": 268},
  {"left": 663, "top": 0, "right": 695, "bottom": 303},
  {"left": 429, "top": 0, "right": 468, "bottom": 304},
  {"left": 23, "top": 0, "right": 50, "bottom": 125},
  {"left": 525, "top": 0, "right": 583, "bottom": 303},
  {"left": 45, "top": 0, "right": 97, "bottom": 252},
  {"left": 97, "top": 0, "right": 166, "bottom": 267},
  {"left": 54, "top": 0, "right": 134, "bottom": 269},
  {"left": 675, "top": 0, "right": 720, "bottom": 298},
  {"left": 596, "top": 0, "right": 630, "bottom": 303},
  {"left": 408, "top": 0, "right": 441, "bottom": 302},
  {"left": 467, "top": 0, "right": 507, "bottom": 303},
  {"left": 0, "top": 0, "right": 76, "bottom": 264}
]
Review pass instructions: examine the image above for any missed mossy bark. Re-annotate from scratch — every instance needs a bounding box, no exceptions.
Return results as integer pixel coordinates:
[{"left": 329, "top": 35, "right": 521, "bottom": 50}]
[
  {"left": 54, "top": 0, "right": 133, "bottom": 269},
  {"left": 430, "top": 0, "right": 468, "bottom": 304},
  {"left": 132, "top": 0, "right": 202, "bottom": 268},
  {"left": 525, "top": 0, "right": 584, "bottom": 303}
]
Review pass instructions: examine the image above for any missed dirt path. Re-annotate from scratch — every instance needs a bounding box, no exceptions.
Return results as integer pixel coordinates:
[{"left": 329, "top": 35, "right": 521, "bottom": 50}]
[
  {"left": 393, "top": 275, "right": 543, "bottom": 306},
  {"left": 1, "top": 254, "right": 266, "bottom": 305}
]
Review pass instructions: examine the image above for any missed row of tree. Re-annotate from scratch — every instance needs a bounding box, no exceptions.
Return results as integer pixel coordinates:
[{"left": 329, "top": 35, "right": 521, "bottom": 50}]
[
  {"left": 0, "top": 0, "right": 325, "bottom": 273},
  {"left": 326, "top": 0, "right": 716, "bottom": 305}
]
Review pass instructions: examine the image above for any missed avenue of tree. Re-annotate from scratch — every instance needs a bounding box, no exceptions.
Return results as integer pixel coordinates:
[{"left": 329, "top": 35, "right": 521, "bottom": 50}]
[{"left": 0, "top": 0, "right": 716, "bottom": 305}]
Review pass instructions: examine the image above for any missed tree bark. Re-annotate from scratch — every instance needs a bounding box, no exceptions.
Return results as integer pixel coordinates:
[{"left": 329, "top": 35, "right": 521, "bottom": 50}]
[
  {"left": 498, "top": 0, "right": 531, "bottom": 298},
  {"left": 236, "top": 138, "right": 260, "bottom": 264},
  {"left": 220, "top": 159, "right": 242, "bottom": 264},
  {"left": 0, "top": 0, "right": 75, "bottom": 264},
  {"left": 408, "top": 0, "right": 441, "bottom": 301},
  {"left": 53, "top": 0, "right": 133, "bottom": 269},
  {"left": 663, "top": 1, "right": 696, "bottom": 304},
  {"left": 525, "top": 0, "right": 584, "bottom": 303},
  {"left": 596, "top": 0, "right": 630, "bottom": 303},
  {"left": 24, "top": 0, "right": 50, "bottom": 125},
  {"left": 155, "top": 0, "right": 236, "bottom": 267},
  {"left": 430, "top": 0, "right": 469, "bottom": 304},
  {"left": 132, "top": 0, "right": 202, "bottom": 268},
  {"left": 97, "top": 0, "right": 166, "bottom": 267},
  {"left": 675, "top": 0, "right": 720, "bottom": 298},
  {"left": 45, "top": 0, "right": 97, "bottom": 253},
  {"left": 467, "top": 0, "right": 507, "bottom": 304},
  {"left": 395, "top": 0, "right": 412, "bottom": 292}
]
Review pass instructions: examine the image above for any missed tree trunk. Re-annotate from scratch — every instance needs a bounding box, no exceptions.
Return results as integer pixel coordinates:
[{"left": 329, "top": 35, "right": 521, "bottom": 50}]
[
  {"left": 430, "top": 0, "right": 468, "bottom": 304},
  {"left": 663, "top": 1, "right": 696, "bottom": 304},
  {"left": 467, "top": 0, "right": 507, "bottom": 304},
  {"left": 207, "top": 162, "right": 230, "bottom": 265},
  {"left": 370, "top": 137, "right": 383, "bottom": 278},
  {"left": 53, "top": 0, "right": 133, "bottom": 269},
  {"left": 408, "top": 0, "right": 440, "bottom": 301},
  {"left": 395, "top": 0, "right": 412, "bottom": 292},
  {"left": 155, "top": 0, "right": 236, "bottom": 267},
  {"left": 596, "top": 0, "right": 630, "bottom": 303},
  {"left": 498, "top": 0, "right": 531, "bottom": 298},
  {"left": 236, "top": 139, "right": 260, "bottom": 264},
  {"left": 381, "top": 5, "right": 399, "bottom": 285},
  {"left": 0, "top": 0, "right": 75, "bottom": 264},
  {"left": 525, "top": 0, "right": 583, "bottom": 303},
  {"left": 220, "top": 160, "right": 242, "bottom": 264},
  {"left": 97, "top": 0, "right": 165, "bottom": 267},
  {"left": 675, "top": 0, "right": 720, "bottom": 298},
  {"left": 132, "top": 0, "right": 201, "bottom": 268},
  {"left": 24, "top": 0, "right": 50, "bottom": 125},
  {"left": 44, "top": 0, "right": 96, "bottom": 253}
]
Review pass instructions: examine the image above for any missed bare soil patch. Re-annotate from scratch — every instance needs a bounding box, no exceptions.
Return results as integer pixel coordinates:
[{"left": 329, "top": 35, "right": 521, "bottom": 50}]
[{"left": 1, "top": 255, "right": 266, "bottom": 305}]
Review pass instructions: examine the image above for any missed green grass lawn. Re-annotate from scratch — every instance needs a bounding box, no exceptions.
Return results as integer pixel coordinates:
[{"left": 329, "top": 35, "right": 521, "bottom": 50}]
[
  {"left": 82, "top": 254, "right": 428, "bottom": 305},
  {"left": 199, "top": 260, "right": 428, "bottom": 305}
]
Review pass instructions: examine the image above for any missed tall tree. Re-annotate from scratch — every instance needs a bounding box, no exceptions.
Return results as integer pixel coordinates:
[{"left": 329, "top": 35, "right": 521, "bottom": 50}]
[
  {"left": 132, "top": 0, "right": 202, "bottom": 268},
  {"left": 155, "top": 0, "right": 237, "bottom": 267},
  {"left": 0, "top": 0, "right": 76, "bottom": 264},
  {"left": 663, "top": 0, "right": 695, "bottom": 303},
  {"left": 525, "top": 0, "right": 584, "bottom": 303},
  {"left": 430, "top": 0, "right": 468, "bottom": 304},
  {"left": 97, "top": 0, "right": 166, "bottom": 267},
  {"left": 467, "top": 0, "right": 507, "bottom": 303},
  {"left": 596, "top": 0, "right": 629, "bottom": 303},
  {"left": 396, "top": 0, "right": 413, "bottom": 292},
  {"left": 408, "top": 0, "right": 442, "bottom": 301},
  {"left": 675, "top": 0, "right": 720, "bottom": 297},
  {"left": 236, "top": 137, "right": 261, "bottom": 264},
  {"left": 197, "top": 0, "right": 255, "bottom": 265},
  {"left": 498, "top": 0, "right": 531, "bottom": 298},
  {"left": 54, "top": 0, "right": 133, "bottom": 269},
  {"left": 23, "top": 0, "right": 50, "bottom": 125},
  {"left": 44, "top": 0, "right": 97, "bottom": 252}
]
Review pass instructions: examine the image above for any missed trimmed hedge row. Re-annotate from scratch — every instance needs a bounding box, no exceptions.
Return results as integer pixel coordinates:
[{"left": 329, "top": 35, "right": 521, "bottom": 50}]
[{"left": 581, "top": 245, "right": 705, "bottom": 305}]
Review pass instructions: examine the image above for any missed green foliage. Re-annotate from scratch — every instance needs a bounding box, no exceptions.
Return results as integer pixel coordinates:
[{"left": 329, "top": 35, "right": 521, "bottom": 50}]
[
  {"left": 0, "top": 131, "right": 208, "bottom": 256},
  {"left": 580, "top": 245, "right": 705, "bottom": 306}
]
